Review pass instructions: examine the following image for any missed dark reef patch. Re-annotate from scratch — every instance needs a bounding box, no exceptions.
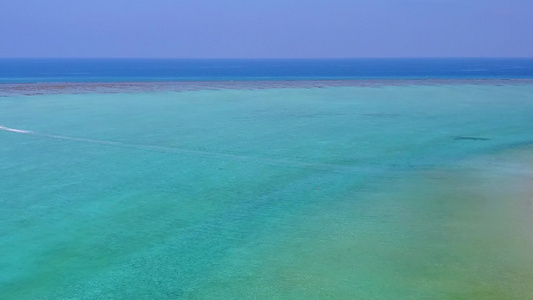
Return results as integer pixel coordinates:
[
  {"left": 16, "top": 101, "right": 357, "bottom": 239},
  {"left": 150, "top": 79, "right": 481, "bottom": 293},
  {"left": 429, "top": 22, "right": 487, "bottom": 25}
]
[{"left": 453, "top": 136, "right": 491, "bottom": 141}]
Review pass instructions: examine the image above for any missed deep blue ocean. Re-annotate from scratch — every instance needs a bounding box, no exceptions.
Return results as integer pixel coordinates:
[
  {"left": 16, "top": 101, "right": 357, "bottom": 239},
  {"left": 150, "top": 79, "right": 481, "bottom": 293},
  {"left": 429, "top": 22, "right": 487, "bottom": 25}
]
[{"left": 1, "top": 58, "right": 533, "bottom": 83}]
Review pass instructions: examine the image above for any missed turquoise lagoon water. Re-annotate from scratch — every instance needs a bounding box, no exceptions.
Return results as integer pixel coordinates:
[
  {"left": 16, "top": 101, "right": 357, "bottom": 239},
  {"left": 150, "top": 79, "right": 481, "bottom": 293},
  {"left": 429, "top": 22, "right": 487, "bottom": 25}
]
[{"left": 1, "top": 82, "right": 533, "bottom": 299}]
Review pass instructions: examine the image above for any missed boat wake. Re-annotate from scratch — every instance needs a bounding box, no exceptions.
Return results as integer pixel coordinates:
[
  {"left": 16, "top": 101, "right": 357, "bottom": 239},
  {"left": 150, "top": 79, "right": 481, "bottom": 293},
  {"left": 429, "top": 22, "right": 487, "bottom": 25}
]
[
  {"left": 0, "top": 125, "right": 33, "bottom": 134},
  {"left": 0, "top": 124, "right": 380, "bottom": 175}
]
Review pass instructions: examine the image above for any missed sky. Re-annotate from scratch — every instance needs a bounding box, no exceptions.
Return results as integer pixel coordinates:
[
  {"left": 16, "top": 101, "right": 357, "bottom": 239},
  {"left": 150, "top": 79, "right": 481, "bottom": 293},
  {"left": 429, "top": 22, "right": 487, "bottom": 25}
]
[{"left": 1, "top": 0, "right": 532, "bottom": 58}]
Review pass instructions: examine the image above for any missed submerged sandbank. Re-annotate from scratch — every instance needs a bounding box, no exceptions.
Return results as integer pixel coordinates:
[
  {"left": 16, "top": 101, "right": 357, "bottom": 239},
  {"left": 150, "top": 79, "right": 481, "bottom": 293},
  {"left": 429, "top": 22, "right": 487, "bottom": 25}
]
[{"left": 185, "top": 147, "right": 533, "bottom": 299}]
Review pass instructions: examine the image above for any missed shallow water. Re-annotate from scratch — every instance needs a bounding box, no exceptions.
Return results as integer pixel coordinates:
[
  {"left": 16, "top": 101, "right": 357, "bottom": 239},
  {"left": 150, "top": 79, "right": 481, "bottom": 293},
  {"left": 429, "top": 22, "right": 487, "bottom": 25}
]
[{"left": 1, "top": 83, "right": 532, "bottom": 299}]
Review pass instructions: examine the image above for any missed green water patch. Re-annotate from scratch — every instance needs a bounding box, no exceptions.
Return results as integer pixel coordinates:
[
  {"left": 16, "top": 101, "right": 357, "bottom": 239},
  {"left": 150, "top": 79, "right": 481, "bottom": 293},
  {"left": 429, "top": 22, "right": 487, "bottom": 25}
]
[{"left": 187, "top": 148, "right": 533, "bottom": 299}]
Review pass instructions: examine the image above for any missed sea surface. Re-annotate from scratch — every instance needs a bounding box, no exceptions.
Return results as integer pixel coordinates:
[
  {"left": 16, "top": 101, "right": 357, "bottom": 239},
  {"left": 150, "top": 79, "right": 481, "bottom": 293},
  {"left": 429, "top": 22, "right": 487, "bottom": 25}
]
[
  {"left": 1, "top": 58, "right": 533, "bottom": 83},
  {"left": 1, "top": 60, "right": 533, "bottom": 299}
]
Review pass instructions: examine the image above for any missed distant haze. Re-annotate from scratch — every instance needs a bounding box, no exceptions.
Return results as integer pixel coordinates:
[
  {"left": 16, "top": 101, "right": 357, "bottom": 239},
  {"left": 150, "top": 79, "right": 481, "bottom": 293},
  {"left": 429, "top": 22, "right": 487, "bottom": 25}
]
[{"left": 1, "top": 0, "right": 532, "bottom": 58}]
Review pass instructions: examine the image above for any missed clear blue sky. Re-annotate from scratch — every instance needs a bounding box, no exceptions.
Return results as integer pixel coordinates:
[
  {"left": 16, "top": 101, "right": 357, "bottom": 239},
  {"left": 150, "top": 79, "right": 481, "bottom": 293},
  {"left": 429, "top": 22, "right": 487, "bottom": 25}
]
[{"left": 1, "top": 0, "right": 532, "bottom": 58}]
